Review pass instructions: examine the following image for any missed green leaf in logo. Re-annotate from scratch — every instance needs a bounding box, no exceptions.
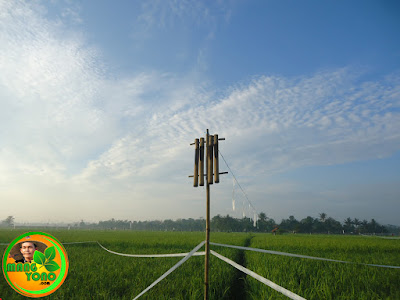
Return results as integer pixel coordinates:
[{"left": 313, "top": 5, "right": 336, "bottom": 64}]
[
  {"left": 33, "top": 251, "right": 46, "bottom": 265},
  {"left": 44, "top": 260, "right": 60, "bottom": 272},
  {"left": 45, "top": 246, "right": 56, "bottom": 261},
  {"left": 34, "top": 246, "right": 59, "bottom": 271}
]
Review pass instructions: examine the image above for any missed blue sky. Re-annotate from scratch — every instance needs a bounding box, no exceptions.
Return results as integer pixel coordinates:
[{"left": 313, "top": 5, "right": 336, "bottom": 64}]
[{"left": 0, "top": 0, "right": 399, "bottom": 225}]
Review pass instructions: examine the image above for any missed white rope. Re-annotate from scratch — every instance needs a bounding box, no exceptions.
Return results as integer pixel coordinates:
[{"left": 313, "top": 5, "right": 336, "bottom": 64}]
[
  {"left": 211, "top": 250, "right": 306, "bottom": 300},
  {"left": 232, "top": 176, "right": 235, "bottom": 211},
  {"left": 59, "top": 240, "right": 206, "bottom": 257},
  {"left": 220, "top": 149, "right": 257, "bottom": 219},
  {"left": 210, "top": 242, "right": 400, "bottom": 269},
  {"left": 132, "top": 241, "right": 205, "bottom": 300},
  {"left": 361, "top": 234, "right": 400, "bottom": 240},
  {"left": 7, "top": 239, "right": 399, "bottom": 269},
  {"left": 97, "top": 242, "right": 205, "bottom": 258}
]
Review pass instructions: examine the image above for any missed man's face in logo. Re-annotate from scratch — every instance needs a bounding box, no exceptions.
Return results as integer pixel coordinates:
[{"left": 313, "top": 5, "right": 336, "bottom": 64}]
[{"left": 20, "top": 242, "right": 36, "bottom": 262}]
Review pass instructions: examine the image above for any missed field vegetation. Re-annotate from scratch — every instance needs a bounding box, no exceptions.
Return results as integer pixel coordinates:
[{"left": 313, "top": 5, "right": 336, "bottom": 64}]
[
  {"left": 1, "top": 229, "right": 399, "bottom": 299},
  {"left": 243, "top": 234, "right": 400, "bottom": 299}
]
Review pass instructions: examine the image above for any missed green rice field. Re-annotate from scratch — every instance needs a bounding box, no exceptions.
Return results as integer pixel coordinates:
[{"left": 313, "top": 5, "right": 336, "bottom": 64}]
[{"left": 1, "top": 230, "right": 399, "bottom": 299}]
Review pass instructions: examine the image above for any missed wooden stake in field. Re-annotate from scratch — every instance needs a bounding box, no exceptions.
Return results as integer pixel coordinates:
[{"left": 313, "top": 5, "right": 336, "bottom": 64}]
[{"left": 190, "top": 129, "right": 226, "bottom": 300}]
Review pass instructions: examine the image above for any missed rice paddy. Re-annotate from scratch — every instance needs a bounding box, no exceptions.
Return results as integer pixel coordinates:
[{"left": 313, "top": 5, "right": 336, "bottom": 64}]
[{"left": 1, "top": 230, "right": 399, "bottom": 299}]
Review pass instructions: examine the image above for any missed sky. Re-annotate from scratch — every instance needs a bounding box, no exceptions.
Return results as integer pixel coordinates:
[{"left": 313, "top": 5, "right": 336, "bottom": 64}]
[{"left": 0, "top": 0, "right": 399, "bottom": 226}]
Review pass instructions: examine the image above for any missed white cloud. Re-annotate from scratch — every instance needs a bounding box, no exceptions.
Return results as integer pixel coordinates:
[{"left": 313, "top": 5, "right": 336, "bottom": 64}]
[
  {"left": 0, "top": 1, "right": 399, "bottom": 223},
  {"left": 73, "top": 68, "right": 400, "bottom": 223},
  {"left": 0, "top": 1, "right": 108, "bottom": 169}
]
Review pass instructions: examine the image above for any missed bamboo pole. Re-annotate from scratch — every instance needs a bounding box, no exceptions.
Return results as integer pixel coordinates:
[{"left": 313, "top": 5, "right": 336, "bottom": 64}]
[
  {"left": 204, "top": 130, "right": 210, "bottom": 300},
  {"left": 214, "top": 134, "right": 219, "bottom": 183},
  {"left": 194, "top": 138, "right": 199, "bottom": 187},
  {"left": 207, "top": 134, "right": 214, "bottom": 185},
  {"left": 199, "top": 138, "right": 205, "bottom": 186}
]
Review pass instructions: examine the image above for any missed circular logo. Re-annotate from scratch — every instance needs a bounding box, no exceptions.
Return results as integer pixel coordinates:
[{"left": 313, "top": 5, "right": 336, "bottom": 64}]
[{"left": 2, "top": 232, "right": 69, "bottom": 298}]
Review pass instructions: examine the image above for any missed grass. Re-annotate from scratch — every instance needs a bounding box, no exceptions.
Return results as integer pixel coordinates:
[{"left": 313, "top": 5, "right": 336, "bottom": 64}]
[
  {"left": 1, "top": 230, "right": 399, "bottom": 299},
  {"left": 243, "top": 234, "right": 400, "bottom": 300}
]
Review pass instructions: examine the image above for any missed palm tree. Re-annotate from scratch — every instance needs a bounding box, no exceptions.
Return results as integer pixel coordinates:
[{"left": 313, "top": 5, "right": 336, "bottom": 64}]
[
  {"left": 370, "top": 219, "right": 378, "bottom": 233},
  {"left": 344, "top": 217, "right": 354, "bottom": 233},
  {"left": 360, "top": 219, "right": 368, "bottom": 233},
  {"left": 258, "top": 212, "right": 267, "bottom": 222},
  {"left": 353, "top": 218, "right": 361, "bottom": 233},
  {"left": 319, "top": 213, "right": 327, "bottom": 223},
  {"left": 344, "top": 217, "right": 353, "bottom": 228}
]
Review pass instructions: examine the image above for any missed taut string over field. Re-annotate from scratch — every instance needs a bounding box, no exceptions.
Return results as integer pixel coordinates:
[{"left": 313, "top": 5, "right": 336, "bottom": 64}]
[
  {"left": 58, "top": 240, "right": 308, "bottom": 299},
  {"left": 2, "top": 239, "right": 400, "bottom": 270},
  {"left": 10, "top": 238, "right": 393, "bottom": 300}
]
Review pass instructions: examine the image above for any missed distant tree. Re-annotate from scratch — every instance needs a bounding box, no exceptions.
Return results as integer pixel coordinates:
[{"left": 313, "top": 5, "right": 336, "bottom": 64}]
[
  {"left": 319, "top": 213, "right": 327, "bottom": 223},
  {"left": 299, "top": 216, "right": 315, "bottom": 233},
  {"left": 163, "top": 219, "right": 175, "bottom": 231},
  {"left": 257, "top": 212, "right": 275, "bottom": 232},
  {"left": 360, "top": 219, "right": 369, "bottom": 233},
  {"left": 344, "top": 217, "right": 352, "bottom": 227},
  {"left": 386, "top": 224, "right": 400, "bottom": 235},
  {"left": 211, "top": 215, "right": 221, "bottom": 231},
  {"left": 90, "top": 214, "right": 390, "bottom": 234},
  {"left": 240, "top": 217, "right": 254, "bottom": 232},
  {"left": 259, "top": 212, "right": 267, "bottom": 222},
  {"left": 343, "top": 217, "right": 354, "bottom": 233},
  {"left": 312, "top": 219, "right": 324, "bottom": 233},
  {"left": 279, "top": 215, "right": 299, "bottom": 232},
  {"left": 368, "top": 219, "right": 381, "bottom": 233},
  {"left": 353, "top": 218, "right": 361, "bottom": 233},
  {"left": 325, "top": 217, "right": 343, "bottom": 234},
  {"left": 2, "top": 216, "right": 14, "bottom": 227}
]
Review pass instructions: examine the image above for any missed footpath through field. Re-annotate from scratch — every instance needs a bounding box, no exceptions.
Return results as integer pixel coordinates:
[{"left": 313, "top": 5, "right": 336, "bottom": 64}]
[{"left": 229, "top": 235, "right": 253, "bottom": 299}]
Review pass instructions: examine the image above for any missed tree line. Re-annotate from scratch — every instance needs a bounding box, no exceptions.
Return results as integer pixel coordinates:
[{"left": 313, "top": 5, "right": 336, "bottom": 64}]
[
  {"left": 1, "top": 214, "right": 398, "bottom": 234},
  {"left": 77, "top": 213, "right": 397, "bottom": 234}
]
